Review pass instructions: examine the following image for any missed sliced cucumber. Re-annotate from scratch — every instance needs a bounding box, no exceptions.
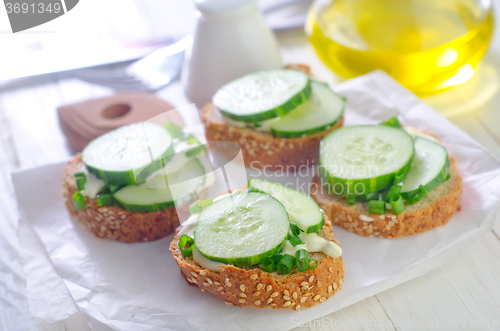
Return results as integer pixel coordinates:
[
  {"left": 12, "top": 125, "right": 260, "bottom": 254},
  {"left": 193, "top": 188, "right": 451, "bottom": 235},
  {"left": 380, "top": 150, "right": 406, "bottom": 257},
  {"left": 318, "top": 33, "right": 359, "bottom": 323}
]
[
  {"left": 195, "top": 192, "right": 290, "bottom": 266},
  {"left": 270, "top": 81, "right": 344, "bottom": 138},
  {"left": 82, "top": 122, "right": 173, "bottom": 186},
  {"left": 213, "top": 69, "right": 311, "bottom": 123},
  {"left": 319, "top": 125, "right": 414, "bottom": 197},
  {"left": 113, "top": 158, "right": 205, "bottom": 212},
  {"left": 401, "top": 138, "right": 450, "bottom": 200},
  {"left": 248, "top": 179, "right": 324, "bottom": 233}
]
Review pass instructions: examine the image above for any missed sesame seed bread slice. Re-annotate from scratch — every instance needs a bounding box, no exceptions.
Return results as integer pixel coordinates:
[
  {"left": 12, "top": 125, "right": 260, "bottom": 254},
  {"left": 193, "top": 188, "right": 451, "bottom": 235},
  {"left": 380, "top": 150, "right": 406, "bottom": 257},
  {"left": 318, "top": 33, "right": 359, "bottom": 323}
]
[
  {"left": 201, "top": 64, "right": 344, "bottom": 170},
  {"left": 63, "top": 154, "right": 206, "bottom": 243},
  {"left": 311, "top": 156, "right": 462, "bottom": 238},
  {"left": 169, "top": 215, "right": 345, "bottom": 310}
]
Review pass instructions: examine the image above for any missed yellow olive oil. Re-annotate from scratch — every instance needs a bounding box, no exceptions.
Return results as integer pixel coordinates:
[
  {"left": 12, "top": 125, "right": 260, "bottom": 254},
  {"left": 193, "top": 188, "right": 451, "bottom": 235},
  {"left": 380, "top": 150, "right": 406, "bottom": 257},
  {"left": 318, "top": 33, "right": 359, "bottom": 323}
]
[{"left": 306, "top": 0, "right": 494, "bottom": 95}]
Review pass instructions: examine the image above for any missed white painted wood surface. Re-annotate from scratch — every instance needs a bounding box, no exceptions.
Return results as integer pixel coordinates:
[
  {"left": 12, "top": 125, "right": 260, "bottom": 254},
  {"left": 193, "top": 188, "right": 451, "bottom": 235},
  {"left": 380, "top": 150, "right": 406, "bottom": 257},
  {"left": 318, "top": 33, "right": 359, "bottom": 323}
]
[{"left": 0, "top": 0, "right": 499, "bottom": 330}]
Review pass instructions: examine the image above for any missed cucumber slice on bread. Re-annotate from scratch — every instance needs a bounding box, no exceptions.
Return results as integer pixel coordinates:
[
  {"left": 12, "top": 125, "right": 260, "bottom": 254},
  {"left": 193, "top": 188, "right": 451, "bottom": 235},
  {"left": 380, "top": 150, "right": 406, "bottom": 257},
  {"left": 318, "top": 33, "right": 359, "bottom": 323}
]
[
  {"left": 195, "top": 192, "right": 290, "bottom": 266},
  {"left": 113, "top": 158, "right": 205, "bottom": 212},
  {"left": 82, "top": 122, "right": 173, "bottom": 186},
  {"left": 319, "top": 125, "right": 414, "bottom": 196},
  {"left": 401, "top": 137, "right": 450, "bottom": 200},
  {"left": 248, "top": 179, "right": 324, "bottom": 233},
  {"left": 270, "top": 81, "right": 344, "bottom": 138},
  {"left": 212, "top": 69, "right": 311, "bottom": 123}
]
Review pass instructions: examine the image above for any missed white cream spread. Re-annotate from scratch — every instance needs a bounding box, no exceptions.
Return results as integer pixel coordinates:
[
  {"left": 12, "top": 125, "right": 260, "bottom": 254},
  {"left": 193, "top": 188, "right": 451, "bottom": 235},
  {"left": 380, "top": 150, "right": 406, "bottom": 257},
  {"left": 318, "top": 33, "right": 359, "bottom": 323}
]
[
  {"left": 78, "top": 169, "right": 105, "bottom": 199},
  {"left": 282, "top": 232, "right": 342, "bottom": 259},
  {"left": 404, "top": 126, "right": 439, "bottom": 143},
  {"left": 224, "top": 116, "right": 280, "bottom": 133},
  {"left": 192, "top": 247, "right": 226, "bottom": 271}
]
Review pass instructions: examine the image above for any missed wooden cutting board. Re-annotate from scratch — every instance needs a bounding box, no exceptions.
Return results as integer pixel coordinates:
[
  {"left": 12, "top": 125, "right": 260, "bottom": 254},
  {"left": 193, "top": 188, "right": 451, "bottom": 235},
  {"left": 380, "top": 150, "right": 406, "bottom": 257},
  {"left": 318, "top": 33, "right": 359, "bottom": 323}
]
[{"left": 58, "top": 93, "right": 184, "bottom": 152}]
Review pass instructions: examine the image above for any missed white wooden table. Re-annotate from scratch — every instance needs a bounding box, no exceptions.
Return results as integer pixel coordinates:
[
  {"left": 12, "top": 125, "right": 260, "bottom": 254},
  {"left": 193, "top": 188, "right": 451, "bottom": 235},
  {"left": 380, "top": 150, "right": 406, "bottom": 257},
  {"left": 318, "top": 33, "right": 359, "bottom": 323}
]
[{"left": 1, "top": 1, "right": 500, "bottom": 330}]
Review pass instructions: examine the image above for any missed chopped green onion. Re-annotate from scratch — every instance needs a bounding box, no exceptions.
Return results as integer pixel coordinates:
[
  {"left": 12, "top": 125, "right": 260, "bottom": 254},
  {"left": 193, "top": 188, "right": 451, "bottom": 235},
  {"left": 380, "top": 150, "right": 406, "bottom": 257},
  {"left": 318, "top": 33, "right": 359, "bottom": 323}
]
[
  {"left": 394, "top": 174, "right": 405, "bottom": 186},
  {"left": 381, "top": 116, "right": 402, "bottom": 128},
  {"left": 380, "top": 189, "right": 389, "bottom": 201},
  {"left": 385, "top": 185, "right": 402, "bottom": 201},
  {"left": 277, "top": 254, "right": 296, "bottom": 274},
  {"left": 164, "top": 121, "right": 184, "bottom": 138},
  {"left": 189, "top": 199, "right": 213, "bottom": 214},
  {"left": 356, "top": 195, "right": 368, "bottom": 203},
  {"left": 179, "top": 234, "right": 194, "bottom": 258},
  {"left": 185, "top": 145, "right": 206, "bottom": 158},
  {"left": 445, "top": 173, "right": 451, "bottom": 181},
  {"left": 366, "top": 192, "right": 379, "bottom": 201},
  {"left": 368, "top": 200, "right": 386, "bottom": 214},
  {"left": 101, "top": 184, "right": 121, "bottom": 194},
  {"left": 97, "top": 193, "right": 113, "bottom": 207},
  {"left": 186, "top": 136, "right": 198, "bottom": 144},
  {"left": 76, "top": 176, "right": 86, "bottom": 191},
  {"left": 72, "top": 192, "right": 86, "bottom": 210},
  {"left": 405, "top": 185, "right": 428, "bottom": 205},
  {"left": 309, "top": 259, "right": 318, "bottom": 269},
  {"left": 389, "top": 194, "right": 405, "bottom": 214},
  {"left": 74, "top": 172, "right": 86, "bottom": 178},
  {"left": 289, "top": 235, "right": 304, "bottom": 247},
  {"left": 295, "top": 249, "right": 309, "bottom": 272},
  {"left": 346, "top": 196, "right": 356, "bottom": 205},
  {"left": 260, "top": 257, "right": 276, "bottom": 273},
  {"left": 271, "top": 254, "right": 283, "bottom": 265},
  {"left": 290, "top": 222, "right": 301, "bottom": 236}
]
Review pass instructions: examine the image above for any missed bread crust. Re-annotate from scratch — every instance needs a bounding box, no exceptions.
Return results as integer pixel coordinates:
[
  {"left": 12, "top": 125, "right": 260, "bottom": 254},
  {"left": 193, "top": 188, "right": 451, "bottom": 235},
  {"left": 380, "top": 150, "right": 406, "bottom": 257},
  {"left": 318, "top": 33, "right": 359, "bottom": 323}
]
[
  {"left": 62, "top": 154, "right": 204, "bottom": 243},
  {"left": 201, "top": 64, "right": 344, "bottom": 170},
  {"left": 169, "top": 216, "right": 345, "bottom": 310},
  {"left": 311, "top": 156, "right": 462, "bottom": 238}
]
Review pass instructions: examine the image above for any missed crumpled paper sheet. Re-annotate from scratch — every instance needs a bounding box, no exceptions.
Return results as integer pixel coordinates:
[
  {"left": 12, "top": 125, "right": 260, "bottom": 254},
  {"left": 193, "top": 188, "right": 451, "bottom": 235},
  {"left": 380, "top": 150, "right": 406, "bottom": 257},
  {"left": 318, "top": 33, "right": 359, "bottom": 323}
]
[{"left": 13, "top": 71, "right": 500, "bottom": 331}]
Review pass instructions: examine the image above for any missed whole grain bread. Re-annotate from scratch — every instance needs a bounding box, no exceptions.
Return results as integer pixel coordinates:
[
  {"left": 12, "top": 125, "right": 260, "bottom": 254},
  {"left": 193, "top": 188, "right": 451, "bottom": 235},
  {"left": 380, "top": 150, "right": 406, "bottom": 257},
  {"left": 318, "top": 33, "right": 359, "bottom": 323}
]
[
  {"left": 63, "top": 154, "right": 205, "bottom": 243},
  {"left": 311, "top": 156, "right": 462, "bottom": 238},
  {"left": 169, "top": 215, "right": 344, "bottom": 310},
  {"left": 201, "top": 64, "right": 344, "bottom": 170}
]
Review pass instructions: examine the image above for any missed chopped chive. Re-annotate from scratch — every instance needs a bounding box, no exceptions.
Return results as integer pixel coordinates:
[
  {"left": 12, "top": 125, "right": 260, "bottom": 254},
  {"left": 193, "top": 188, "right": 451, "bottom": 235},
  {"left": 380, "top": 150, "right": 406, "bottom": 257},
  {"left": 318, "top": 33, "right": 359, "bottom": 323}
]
[
  {"left": 394, "top": 174, "right": 405, "bottom": 186},
  {"left": 365, "top": 192, "right": 379, "bottom": 201},
  {"left": 295, "top": 249, "right": 309, "bottom": 272},
  {"left": 185, "top": 145, "right": 205, "bottom": 158},
  {"left": 389, "top": 194, "right": 405, "bottom": 215},
  {"left": 368, "top": 200, "right": 386, "bottom": 214},
  {"left": 290, "top": 222, "right": 301, "bottom": 236},
  {"left": 381, "top": 116, "right": 402, "bottom": 128},
  {"left": 277, "top": 254, "right": 296, "bottom": 274},
  {"left": 260, "top": 257, "right": 276, "bottom": 272},
  {"left": 445, "top": 173, "right": 451, "bottom": 181},
  {"left": 72, "top": 192, "right": 86, "bottom": 210},
  {"left": 97, "top": 193, "right": 113, "bottom": 207},
  {"left": 74, "top": 172, "right": 86, "bottom": 178},
  {"left": 179, "top": 234, "right": 194, "bottom": 258},
  {"left": 289, "top": 235, "right": 304, "bottom": 247},
  {"left": 309, "top": 259, "right": 318, "bottom": 269},
  {"left": 405, "top": 185, "right": 428, "bottom": 205},
  {"left": 356, "top": 195, "right": 368, "bottom": 203},
  {"left": 101, "top": 184, "right": 121, "bottom": 194},
  {"left": 164, "top": 121, "right": 184, "bottom": 138},
  {"left": 385, "top": 185, "right": 402, "bottom": 201},
  {"left": 271, "top": 254, "right": 283, "bottom": 265},
  {"left": 380, "top": 189, "right": 389, "bottom": 201},
  {"left": 76, "top": 176, "right": 86, "bottom": 191},
  {"left": 346, "top": 196, "right": 356, "bottom": 205},
  {"left": 189, "top": 199, "right": 213, "bottom": 214}
]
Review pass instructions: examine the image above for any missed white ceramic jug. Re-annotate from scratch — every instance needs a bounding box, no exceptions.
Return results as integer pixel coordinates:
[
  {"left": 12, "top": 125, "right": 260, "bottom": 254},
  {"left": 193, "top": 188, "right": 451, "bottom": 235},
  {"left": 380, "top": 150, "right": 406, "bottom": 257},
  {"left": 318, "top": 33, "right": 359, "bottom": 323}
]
[{"left": 183, "top": 0, "right": 283, "bottom": 107}]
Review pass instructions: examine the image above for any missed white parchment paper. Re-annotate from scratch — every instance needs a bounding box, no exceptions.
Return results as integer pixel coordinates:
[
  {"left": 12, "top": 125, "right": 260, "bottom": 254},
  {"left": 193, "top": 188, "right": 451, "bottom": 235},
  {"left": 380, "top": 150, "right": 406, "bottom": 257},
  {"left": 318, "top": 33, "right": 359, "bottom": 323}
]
[{"left": 13, "top": 71, "right": 500, "bottom": 331}]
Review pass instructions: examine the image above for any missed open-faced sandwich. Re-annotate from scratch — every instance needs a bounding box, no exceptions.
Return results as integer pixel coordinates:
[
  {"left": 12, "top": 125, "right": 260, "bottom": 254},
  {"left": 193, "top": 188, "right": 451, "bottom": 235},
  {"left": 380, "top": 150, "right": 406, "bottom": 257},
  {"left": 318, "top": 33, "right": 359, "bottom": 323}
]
[
  {"left": 311, "top": 117, "right": 462, "bottom": 238},
  {"left": 170, "top": 179, "right": 344, "bottom": 310},
  {"left": 63, "top": 121, "right": 213, "bottom": 242},
  {"left": 202, "top": 64, "right": 345, "bottom": 170}
]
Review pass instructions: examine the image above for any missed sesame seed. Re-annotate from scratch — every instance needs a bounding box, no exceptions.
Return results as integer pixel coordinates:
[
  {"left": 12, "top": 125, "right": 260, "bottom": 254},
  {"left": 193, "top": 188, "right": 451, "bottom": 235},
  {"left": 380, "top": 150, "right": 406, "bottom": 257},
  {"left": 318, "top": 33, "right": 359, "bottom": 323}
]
[
  {"left": 191, "top": 272, "right": 198, "bottom": 278},
  {"left": 293, "top": 292, "right": 298, "bottom": 300},
  {"left": 225, "top": 302, "right": 231, "bottom": 305},
  {"left": 283, "top": 301, "right": 291, "bottom": 307},
  {"left": 199, "top": 270, "right": 207, "bottom": 276},
  {"left": 225, "top": 281, "right": 232, "bottom": 287},
  {"left": 329, "top": 267, "right": 334, "bottom": 272},
  {"left": 250, "top": 274, "right": 258, "bottom": 280},
  {"left": 380, "top": 215, "right": 385, "bottom": 219},
  {"left": 317, "top": 281, "right": 322, "bottom": 288},
  {"left": 187, "top": 278, "right": 193, "bottom": 283},
  {"left": 266, "top": 285, "right": 272, "bottom": 292},
  {"left": 301, "top": 282, "right": 309, "bottom": 287},
  {"left": 214, "top": 281, "right": 220, "bottom": 286},
  {"left": 267, "top": 150, "right": 273, "bottom": 156},
  {"left": 339, "top": 279, "right": 344, "bottom": 285},
  {"left": 271, "top": 292, "right": 279, "bottom": 298},
  {"left": 217, "top": 286, "right": 223, "bottom": 291},
  {"left": 309, "top": 276, "right": 314, "bottom": 283},
  {"left": 239, "top": 293, "right": 247, "bottom": 298},
  {"left": 300, "top": 297, "right": 307, "bottom": 303},
  {"left": 239, "top": 299, "right": 246, "bottom": 303},
  {"left": 328, "top": 285, "right": 333, "bottom": 293},
  {"left": 267, "top": 298, "right": 273, "bottom": 304},
  {"left": 304, "top": 293, "right": 312, "bottom": 297},
  {"left": 201, "top": 289, "right": 204, "bottom": 292},
  {"left": 240, "top": 285, "right": 245, "bottom": 292},
  {"left": 257, "top": 284, "right": 263, "bottom": 291},
  {"left": 270, "top": 304, "right": 276, "bottom": 307},
  {"left": 203, "top": 282, "right": 209, "bottom": 286},
  {"left": 296, "top": 305, "right": 302, "bottom": 311},
  {"left": 283, "top": 296, "right": 290, "bottom": 301},
  {"left": 254, "top": 300, "right": 261, "bottom": 305},
  {"left": 254, "top": 291, "right": 261, "bottom": 296},
  {"left": 301, "top": 287, "right": 308, "bottom": 292},
  {"left": 206, "top": 278, "right": 212, "bottom": 284},
  {"left": 284, "top": 290, "right": 290, "bottom": 296},
  {"left": 319, "top": 297, "right": 327, "bottom": 303},
  {"left": 314, "top": 295, "right": 321, "bottom": 301}
]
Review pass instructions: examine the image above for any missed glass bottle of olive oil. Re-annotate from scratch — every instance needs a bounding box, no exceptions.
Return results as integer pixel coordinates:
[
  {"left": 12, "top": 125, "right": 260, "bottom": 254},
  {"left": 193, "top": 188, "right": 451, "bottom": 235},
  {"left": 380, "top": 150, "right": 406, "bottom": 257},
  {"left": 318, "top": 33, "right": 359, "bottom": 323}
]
[{"left": 306, "top": 0, "right": 494, "bottom": 95}]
